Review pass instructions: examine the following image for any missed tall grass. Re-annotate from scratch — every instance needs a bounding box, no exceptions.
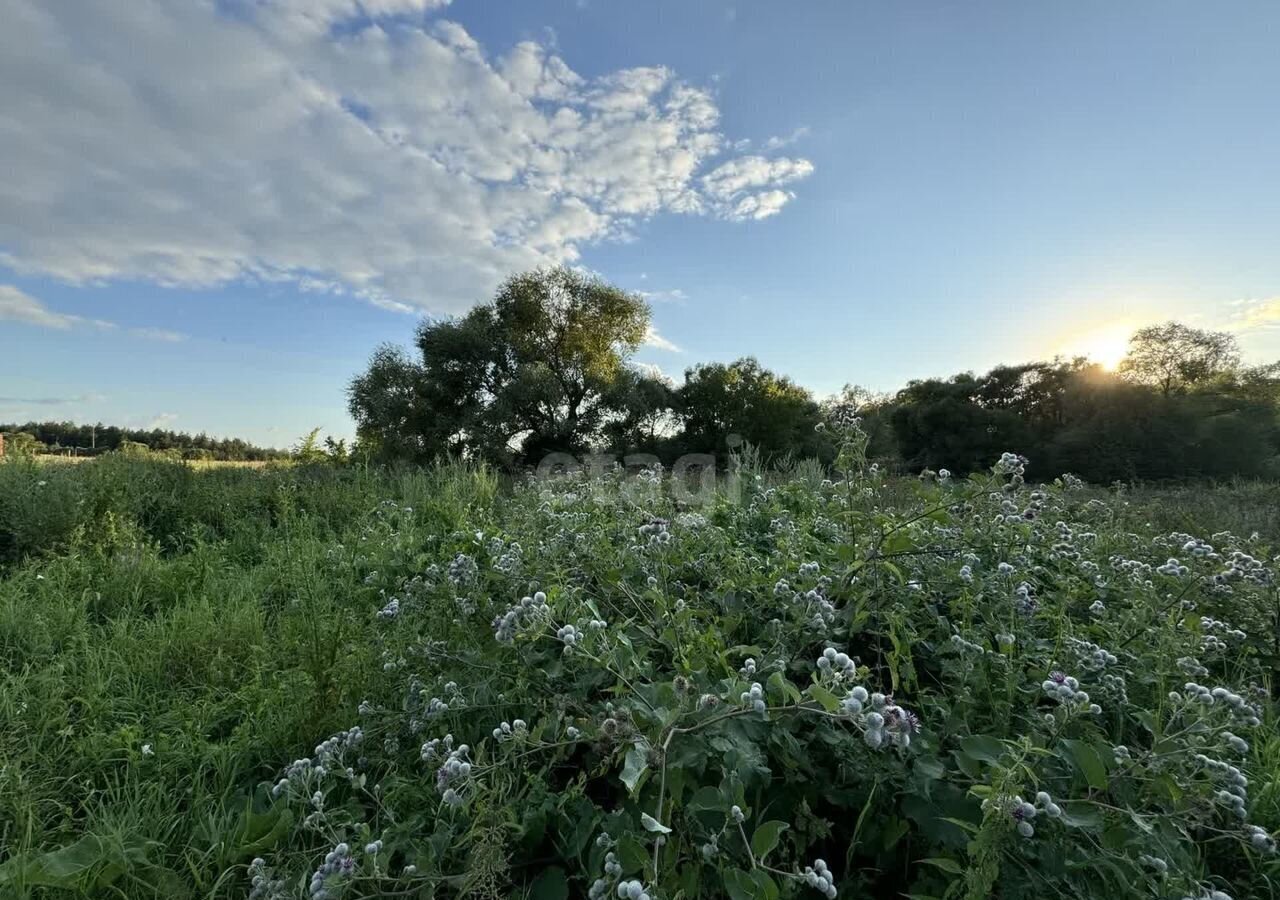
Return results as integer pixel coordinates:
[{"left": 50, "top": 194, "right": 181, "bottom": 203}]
[
  {"left": 0, "top": 455, "right": 1275, "bottom": 897},
  {"left": 0, "top": 456, "right": 497, "bottom": 897}
]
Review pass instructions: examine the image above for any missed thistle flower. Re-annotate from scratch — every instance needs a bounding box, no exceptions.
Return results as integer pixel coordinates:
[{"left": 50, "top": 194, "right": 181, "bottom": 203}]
[{"left": 802, "top": 858, "right": 838, "bottom": 899}]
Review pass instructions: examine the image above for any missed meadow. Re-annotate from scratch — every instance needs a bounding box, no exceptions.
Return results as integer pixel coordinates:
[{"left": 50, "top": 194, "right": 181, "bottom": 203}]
[{"left": 0, "top": 428, "right": 1277, "bottom": 900}]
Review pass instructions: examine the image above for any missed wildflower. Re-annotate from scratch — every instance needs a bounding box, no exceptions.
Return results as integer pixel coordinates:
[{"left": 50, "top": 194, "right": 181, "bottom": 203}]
[
  {"left": 840, "top": 685, "right": 869, "bottom": 716},
  {"left": 615, "top": 880, "right": 651, "bottom": 900},
  {"left": 802, "top": 859, "right": 838, "bottom": 899},
  {"left": 1139, "top": 854, "right": 1168, "bottom": 874},
  {"left": 1247, "top": 824, "right": 1275, "bottom": 853},
  {"left": 816, "top": 647, "right": 856, "bottom": 679},
  {"left": 556, "top": 623, "right": 580, "bottom": 650}
]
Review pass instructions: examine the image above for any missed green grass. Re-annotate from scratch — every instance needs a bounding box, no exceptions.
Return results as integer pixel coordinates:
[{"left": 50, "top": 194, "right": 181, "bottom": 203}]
[
  {"left": 0, "top": 456, "right": 498, "bottom": 897},
  {"left": 0, "top": 454, "right": 1277, "bottom": 898}
]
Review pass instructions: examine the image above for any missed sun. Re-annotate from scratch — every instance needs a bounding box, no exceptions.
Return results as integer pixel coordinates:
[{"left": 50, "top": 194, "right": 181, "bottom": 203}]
[{"left": 1062, "top": 322, "right": 1133, "bottom": 370}]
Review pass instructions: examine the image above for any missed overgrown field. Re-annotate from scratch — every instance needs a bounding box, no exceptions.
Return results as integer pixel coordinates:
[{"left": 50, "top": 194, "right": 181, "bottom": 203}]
[{"left": 1, "top": 435, "right": 1278, "bottom": 900}]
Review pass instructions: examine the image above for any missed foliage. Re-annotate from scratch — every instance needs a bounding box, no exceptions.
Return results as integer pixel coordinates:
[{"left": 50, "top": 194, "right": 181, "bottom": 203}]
[
  {"left": 347, "top": 288, "right": 1280, "bottom": 486},
  {"left": 0, "top": 421, "right": 286, "bottom": 461},
  {"left": 672, "top": 358, "right": 833, "bottom": 463},
  {"left": 2, "top": 431, "right": 45, "bottom": 456},
  {"left": 887, "top": 356, "right": 1280, "bottom": 482},
  {"left": 1118, "top": 322, "right": 1242, "bottom": 397},
  {"left": 4, "top": 431, "right": 1277, "bottom": 898},
  {"left": 349, "top": 267, "right": 652, "bottom": 466}
]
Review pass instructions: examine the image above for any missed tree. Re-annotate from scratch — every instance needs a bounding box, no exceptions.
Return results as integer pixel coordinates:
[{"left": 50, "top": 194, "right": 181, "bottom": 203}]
[
  {"left": 3, "top": 432, "right": 44, "bottom": 456},
  {"left": 889, "top": 373, "right": 1030, "bottom": 474},
  {"left": 600, "top": 367, "right": 679, "bottom": 457},
  {"left": 676, "top": 358, "right": 831, "bottom": 462},
  {"left": 1118, "top": 322, "right": 1240, "bottom": 396},
  {"left": 348, "top": 267, "right": 651, "bottom": 466}
]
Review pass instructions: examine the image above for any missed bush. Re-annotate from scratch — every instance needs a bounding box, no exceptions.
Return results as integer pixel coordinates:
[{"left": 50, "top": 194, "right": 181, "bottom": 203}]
[
  {"left": 1, "top": 436, "right": 1276, "bottom": 899},
  {"left": 247, "top": 428, "right": 1279, "bottom": 900}
]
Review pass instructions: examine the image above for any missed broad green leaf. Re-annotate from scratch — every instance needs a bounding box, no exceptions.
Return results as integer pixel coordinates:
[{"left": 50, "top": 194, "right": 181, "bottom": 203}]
[
  {"left": 750, "top": 820, "right": 789, "bottom": 860},
  {"left": 1056, "top": 801, "right": 1104, "bottom": 830},
  {"left": 724, "top": 868, "right": 761, "bottom": 900},
  {"left": 958, "top": 734, "right": 1005, "bottom": 766},
  {"left": 806, "top": 683, "right": 841, "bottom": 713},
  {"left": 687, "top": 786, "right": 724, "bottom": 812},
  {"left": 751, "top": 869, "right": 780, "bottom": 900},
  {"left": 616, "top": 836, "right": 649, "bottom": 874},
  {"left": 529, "top": 867, "right": 569, "bottom": 900},
  {"left": 917, "top": 857, "right": 963, "bottom": 875},
  {"left": 1061, "top": 739, "right": 1109, "bottom": 790},
  {"left": 620, "top": 741, "right": 649, "bottom": 794},
  {"left": 767, "top": 671, "right": 803, "bottom": 704}
]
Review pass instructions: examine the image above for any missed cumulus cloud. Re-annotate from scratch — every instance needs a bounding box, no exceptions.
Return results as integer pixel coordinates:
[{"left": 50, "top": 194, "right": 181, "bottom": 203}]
[
  {"left": 0, "top": 1, "right": 812, "bottom": 313},
  {"left": 0, "top": 285, "right": 114, "bottom": 330},
  {"left": 0, "top": 285, "right": 80, "bottom": 329},
  {"left": 0, "top": 284, "right": 186, "bottom": 340},
  {"left": 1229, "top": 297, "right": 1280, "bottom": 331},
  {"left": 700, "top": 156, "right": 815, "bottom": 220},
  {"left": 643, "top": 324, "right": 681, "bottom": 353}
]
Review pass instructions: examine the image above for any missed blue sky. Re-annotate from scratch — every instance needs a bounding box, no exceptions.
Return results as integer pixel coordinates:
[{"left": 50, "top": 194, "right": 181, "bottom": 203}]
[{"left": 3, "top": 0, "right": 1279, "bottom": 447}]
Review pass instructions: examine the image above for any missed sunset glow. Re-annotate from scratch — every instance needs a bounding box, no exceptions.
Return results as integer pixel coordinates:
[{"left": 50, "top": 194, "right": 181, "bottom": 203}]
[{"left": 1062, "top": 322, "right": 1134, "bottom": 370}]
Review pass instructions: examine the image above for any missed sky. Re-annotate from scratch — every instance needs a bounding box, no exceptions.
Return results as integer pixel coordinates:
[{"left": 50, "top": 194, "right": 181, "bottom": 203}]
[{"left": 2, "top": 0, "right": 1280, "bottom": 447}]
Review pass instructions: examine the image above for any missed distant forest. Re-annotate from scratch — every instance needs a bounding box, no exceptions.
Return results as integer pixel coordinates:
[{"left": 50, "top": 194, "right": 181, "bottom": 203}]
[{"left": 0, "top": 421, "right": 287, "bottom": 461}]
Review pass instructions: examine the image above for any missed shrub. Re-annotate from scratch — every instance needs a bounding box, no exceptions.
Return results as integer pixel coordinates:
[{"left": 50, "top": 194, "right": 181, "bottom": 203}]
[{"left": 243, "top": 425, "right": 1279, "bottom": 900}]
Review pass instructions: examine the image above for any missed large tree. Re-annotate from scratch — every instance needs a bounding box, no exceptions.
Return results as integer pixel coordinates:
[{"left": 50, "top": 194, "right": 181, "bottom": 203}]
[
  {"left": 348, "top": 267, "right": 652, "bottom": 465},
  {"left": 676, "top": 357, "right": 830, "bottom": 461},
  {"left": 1118, "top": 322, "right": 1240, "bottom": 396}
]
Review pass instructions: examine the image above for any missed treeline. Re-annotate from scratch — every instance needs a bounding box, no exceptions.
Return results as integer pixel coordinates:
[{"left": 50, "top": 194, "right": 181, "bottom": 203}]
[
  {"left": 0, "top": 421, "right": 288, "bottom": 461},
  {"left": 875, "top": 355, "right": 1280, "bottom": 481},
  {"left": 349, "top": 268, "right": 1280, "bottom": 484}
]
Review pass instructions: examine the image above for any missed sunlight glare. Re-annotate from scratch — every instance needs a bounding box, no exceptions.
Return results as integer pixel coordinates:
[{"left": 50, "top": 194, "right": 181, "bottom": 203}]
[{"left": 1062, "top": 322, "right": 1133, "bottom": 370}]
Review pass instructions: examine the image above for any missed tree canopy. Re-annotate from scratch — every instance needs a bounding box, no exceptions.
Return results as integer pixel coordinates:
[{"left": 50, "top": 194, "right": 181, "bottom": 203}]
[
  {"left": 349, "top": 267, "right": 654, "bottom": 466},
  {"left": 673, "top": 358, "right": 831, "bottom": 462},
  {"left": 348, "top": 278, "right": 1280, "bottom": 482},
  {"left": 1118, "top": 321, "right": 1241, "bottom": 396}
]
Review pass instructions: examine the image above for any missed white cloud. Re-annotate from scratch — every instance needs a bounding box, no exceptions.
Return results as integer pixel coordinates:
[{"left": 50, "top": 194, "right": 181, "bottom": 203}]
[
  {"left": 0, "top": 392, "right": 106, "bottom": 407},
  {"left": 643, "top": 324, "right": 681, "bottom": 353},
  {"left": 0, "top": 285, "right": 80, "bottom": 329},
  {"left": 1229, "top": 297, "right": 1280, "bottom": 331},
  {"left": 728, "top": 189, "right": 795, "bottom": 221},
  {"left": 758, "top": 126, "right": 811, "bottom": 151},
  {"left": 0, "top": 284, "right": 186, "bottom": 340},
  {"left": 129, "top": 326, "right": 187, "bottom": 342},
  {"left": 700, "top": 156, "right": 814, "bottom": 221},
  {"left": 0, "top": 1, "right": 812, "bottom": 314},
  {"left": 639, "top": 287, "right": 687, "bottom": 304}
]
